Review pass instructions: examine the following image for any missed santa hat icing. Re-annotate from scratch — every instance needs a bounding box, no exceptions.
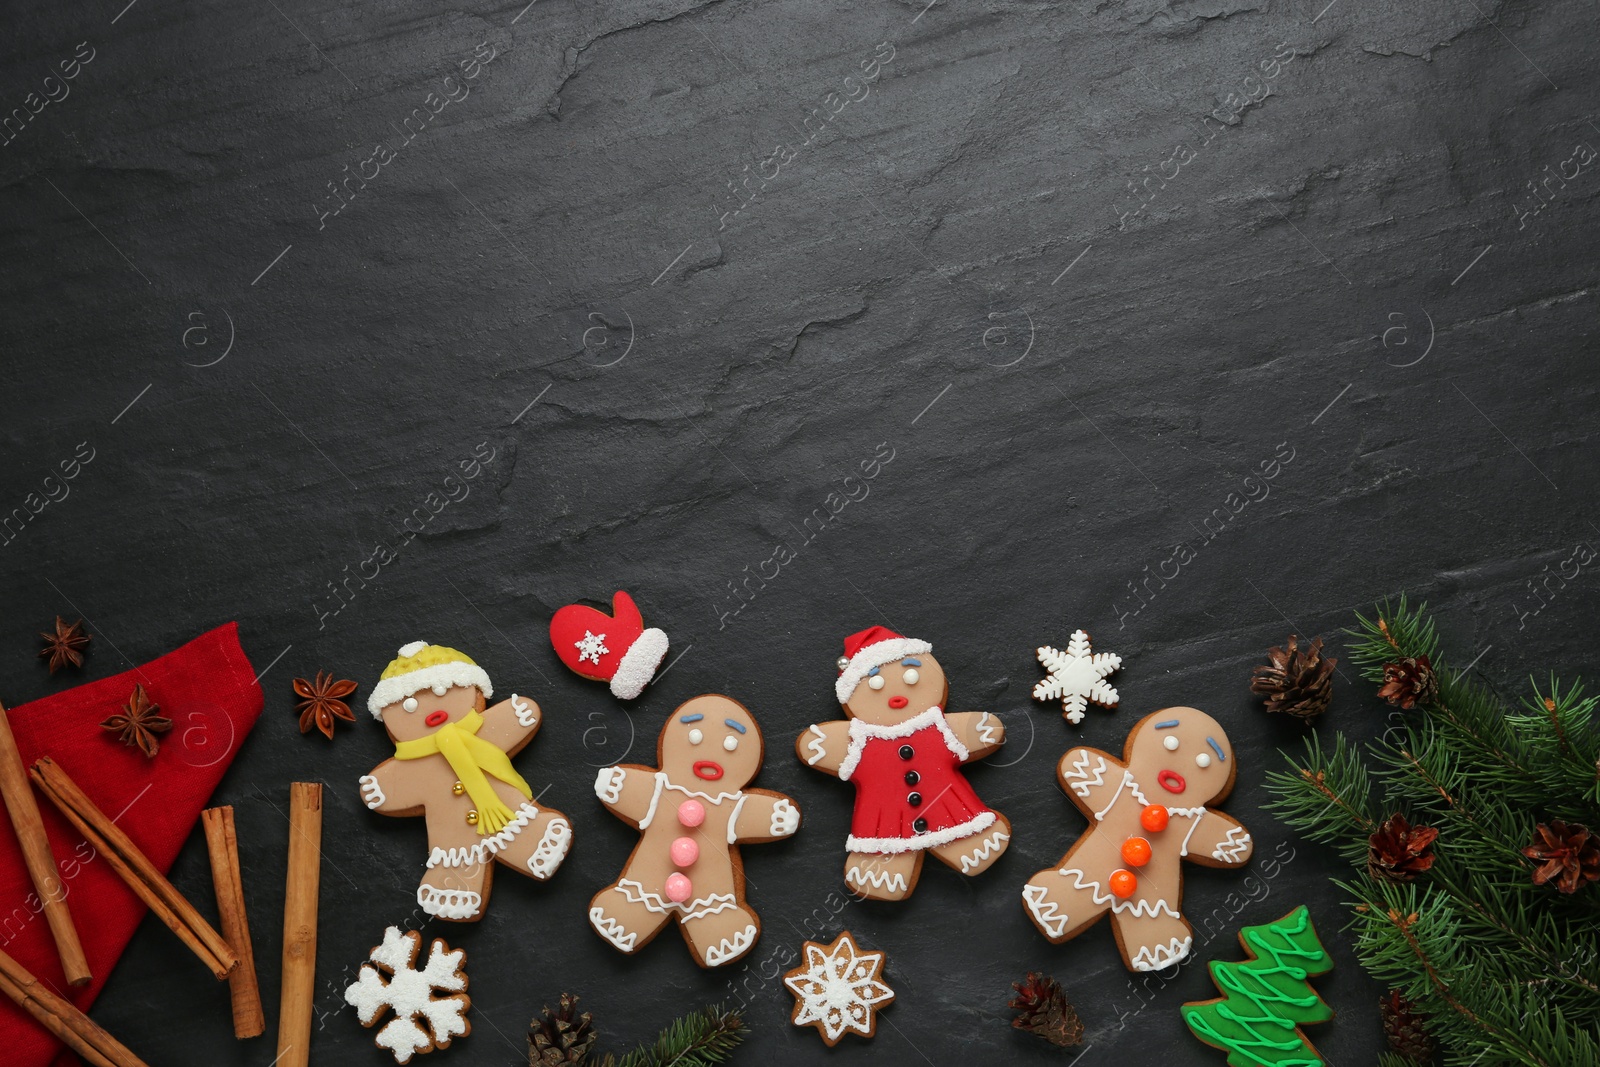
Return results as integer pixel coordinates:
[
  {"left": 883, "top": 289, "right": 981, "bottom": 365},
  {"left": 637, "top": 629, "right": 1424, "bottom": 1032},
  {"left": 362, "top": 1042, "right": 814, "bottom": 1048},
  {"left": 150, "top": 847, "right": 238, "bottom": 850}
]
[
  {"left": 549, "top": 590, "right": 670, "bottom": 700},
  {"left": 835, "top": 625, "right": 933, "bottom": 704},
  {"left": 368, "top": 642, "right": 493, "bottom": 718}
]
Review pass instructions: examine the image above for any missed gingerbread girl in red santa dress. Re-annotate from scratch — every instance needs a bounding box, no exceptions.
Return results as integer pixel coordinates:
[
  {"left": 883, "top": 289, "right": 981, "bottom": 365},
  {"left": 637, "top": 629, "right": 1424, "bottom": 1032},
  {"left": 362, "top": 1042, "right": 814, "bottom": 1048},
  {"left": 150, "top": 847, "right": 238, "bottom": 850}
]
[{"left": 797, "top": 626, "right": 1011, "bottom": 901}]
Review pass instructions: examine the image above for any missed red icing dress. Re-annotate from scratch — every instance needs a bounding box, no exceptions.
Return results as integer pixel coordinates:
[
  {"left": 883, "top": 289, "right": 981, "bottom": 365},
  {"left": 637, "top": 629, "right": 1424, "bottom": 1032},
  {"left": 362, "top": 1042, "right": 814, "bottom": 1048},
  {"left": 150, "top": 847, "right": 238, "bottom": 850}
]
[{"left": 838, "top": 706, "right": 996, "bottom": 853}]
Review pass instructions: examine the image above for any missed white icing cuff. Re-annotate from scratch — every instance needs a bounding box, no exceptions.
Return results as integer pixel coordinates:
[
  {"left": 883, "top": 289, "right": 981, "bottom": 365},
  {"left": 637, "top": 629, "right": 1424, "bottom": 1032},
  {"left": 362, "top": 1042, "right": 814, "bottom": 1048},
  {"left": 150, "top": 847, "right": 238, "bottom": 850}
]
[
  {"left": 847, "top": 810, "right": 996, "bottom": 855},
  {"left": 610, "top": 627, "right": 668, "bottom": 700},
  {"left": 770, "top": 798, "right": 799, "bottom": 836},
  {"left": 359, "top": 774, "right": 386, "bottom": 809},
  {"left": 427, "top": 802, "right": 541, "bottom": 869},
  {"left": 702, "top": 923, "right": 758, "bottom": 967},
  {"left": 528, "top": 817, "right": 572, "bottom": 879},
  {"left": 369, "top": 661, "right": 493, "bottom": 718},
  {"left": 835, "top": 637, "right": 932, "bottom": 704},
  {"left": 511, "top": 693, "right": 539, "bottom": 727},
  {"left": 417, "top": 885, "right": 481, "bottom": 920},
  {"left": 590, "top": 907, "right": 639, "bottom": 952},
  {"left": 595, "top": 766, "right": 624, "bottom": 804}
]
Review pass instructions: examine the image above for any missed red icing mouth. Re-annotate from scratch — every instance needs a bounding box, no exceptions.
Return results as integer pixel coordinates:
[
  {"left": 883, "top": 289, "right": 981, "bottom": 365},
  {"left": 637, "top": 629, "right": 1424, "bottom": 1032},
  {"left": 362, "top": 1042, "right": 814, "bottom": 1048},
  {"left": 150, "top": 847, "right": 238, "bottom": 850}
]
[
  {"left": 887, "top": 695, "right": 909, "bottom": 709},
  {"left": 425, "top": 710, "right": 449, "bottom": 728},
  {"left": 1157, "top": 770, "right": 1187, "bottom": 794},
  {"left": 693, "top": 760, "right": 724, "bottom": 780}
]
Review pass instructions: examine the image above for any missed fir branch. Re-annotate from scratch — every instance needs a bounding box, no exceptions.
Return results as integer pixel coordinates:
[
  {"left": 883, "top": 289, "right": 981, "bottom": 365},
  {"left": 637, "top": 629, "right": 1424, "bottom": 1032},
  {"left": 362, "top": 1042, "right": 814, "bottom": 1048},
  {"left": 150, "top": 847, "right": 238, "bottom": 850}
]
[{"left": 607, "top": 1005, "right": 747, "bottom": 1067}]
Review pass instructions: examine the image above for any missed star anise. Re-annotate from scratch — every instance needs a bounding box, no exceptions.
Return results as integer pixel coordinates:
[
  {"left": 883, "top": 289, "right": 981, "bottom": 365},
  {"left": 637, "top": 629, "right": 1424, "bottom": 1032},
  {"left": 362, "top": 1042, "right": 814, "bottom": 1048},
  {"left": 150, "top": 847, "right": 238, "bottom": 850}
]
[
  {"left": 100, "top": 684, "right": 172, "bottom": 758},
  {"left": 293, "top": 671, "right": 358, "bottom": 740},
  {"left": 1377, "top": 655, "right": 1439, "bottom": 709},
  {"left": 1524, "top": 820, "right": 1600, "bottom": 894},
  {"left": 1368, "top": 813, "right": 1439, "bottom": 883},
  {"left": 39, "top": 616, "right": 91, "bottom": 673}
]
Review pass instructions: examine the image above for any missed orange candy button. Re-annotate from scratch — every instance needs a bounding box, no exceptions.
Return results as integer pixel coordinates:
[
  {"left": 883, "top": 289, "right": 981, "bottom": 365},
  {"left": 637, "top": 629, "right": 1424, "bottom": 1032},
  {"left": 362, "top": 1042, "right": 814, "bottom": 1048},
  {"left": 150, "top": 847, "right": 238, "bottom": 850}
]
[
  {"left": 1108, "top": 869, "right": 1138, "bottom": 898},
  {"left": 1140, "top": 804, "right": 1170, "bottom": 833},
  {"left": 1121, "top": 837, "right": 1153, "bottom": 867}
]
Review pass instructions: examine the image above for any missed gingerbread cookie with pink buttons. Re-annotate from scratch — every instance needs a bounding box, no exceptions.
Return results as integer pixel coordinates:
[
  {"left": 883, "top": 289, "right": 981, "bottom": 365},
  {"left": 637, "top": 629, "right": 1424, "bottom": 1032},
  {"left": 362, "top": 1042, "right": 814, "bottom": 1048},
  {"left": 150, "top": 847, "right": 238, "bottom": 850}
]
[
  {"left": 589, "top": 694, "right": 800, "bottom": 968},
  {"left": 1022, "top": 708, "right": 1253, "bottom": 972},
  {"left": 798, "top": 626, "right": 1012, "bottom": 902}
]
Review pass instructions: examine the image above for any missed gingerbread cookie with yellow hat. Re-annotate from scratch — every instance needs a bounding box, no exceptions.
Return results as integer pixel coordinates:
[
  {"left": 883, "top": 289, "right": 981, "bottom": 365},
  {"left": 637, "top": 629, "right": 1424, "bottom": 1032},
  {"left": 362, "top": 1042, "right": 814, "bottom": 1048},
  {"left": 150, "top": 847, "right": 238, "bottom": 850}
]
[{"left": 358, "top": 642, "right": 573, "bottom": 921}]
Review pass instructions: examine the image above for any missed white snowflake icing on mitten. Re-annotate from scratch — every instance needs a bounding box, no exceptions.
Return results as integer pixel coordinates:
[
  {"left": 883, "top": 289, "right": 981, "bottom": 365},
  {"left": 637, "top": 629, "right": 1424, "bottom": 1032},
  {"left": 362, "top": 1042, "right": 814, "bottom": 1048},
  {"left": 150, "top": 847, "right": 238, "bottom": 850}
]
[
  {"left": 344, "top": 926, "right": 470, "bottom": 1063},
  {"left": 1033, "top": 630, "right": 1122, "bottom": 723}
]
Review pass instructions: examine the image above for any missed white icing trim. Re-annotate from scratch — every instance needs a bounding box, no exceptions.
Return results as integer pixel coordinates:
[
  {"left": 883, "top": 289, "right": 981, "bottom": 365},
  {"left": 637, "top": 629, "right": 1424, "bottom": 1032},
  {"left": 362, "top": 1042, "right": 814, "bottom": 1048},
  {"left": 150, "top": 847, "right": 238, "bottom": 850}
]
[
  {"left": 957, "top": 828, "right": 1009, "bottom": 872},
  {"left": 1053, "top": 868, "right": 1182, "bottom": 918},
  {"left": 614, "top": 878, "right": 739, "bottom": 920},
  {"left": 427, "top": 802, "right": 540, "bottom": 869},
  {"left": 1213, "top": 827, "right": 1252, "bottom": 863},
  {"left": 701, "top": 923, "right": 757, "bottom": 966},
  {"left": 417, "top": 885, "right": 481, "bottom": 920},
  {"left": 590, "top": 907, "right": 638, "bottom": 951},
  {"left": 770, "top": 798, "right": 799, "bottom": 837},
  {"left": 1023, "top": 883, "right": 1069, "bottom": 939},
  {"left": 726, "top": 794, "right": 749, "bottom": 844},
  {"left": 528, "top": 817, "right": 571, "bottom": 878},
  {"left": 1127, "top": 777, "right": 1151, "bottom": 808},
  {"left": 359, "top": 775, "right": 386, "bottom": 809},
  {"left": 610, "top": 627, "right": 669, "bottom": 700},
  {"left": 837, "top": 706, "right": 966, "bottom": 782},
  {"left": 1094, "top": 771, "right": 1131, "bottom": 820},
  {"left": 846, "top": 865, "right": 908, "bottom": 894},
  {"left": 657, "top": 772, "right": 743, "bottom": 805},
  {"left": 847, "top": 809, "right": 996, "bottom": 854},
  {"left": 1061, "top": 750, "right": 1109, "bottom": 798},
  {"left": 510, "top": 693, "right": 538, "bottom": 728},
  {"left": 976, "top": 712, "right": 1000, "bottom": 746},
  {"left": 595, "top": 766, "right": 625, "bottom": 804},
  {"left": 804, "top": 724, "right": 828, "bottom": 765},
  {"left": 1132, "top": 935, "right": 1193, "bottom": 972},
  {"left": 638, "top": 772, "right": 668, "bottom": 829},
  {"left": 835, "top": 637, "right": 933, "bottom": 704},
  {"left": 369, "top": 660, "right": 493, "bottom": 718},
  {"left": 1175, "top": 807, "right": 1209, "bottom": 857}
]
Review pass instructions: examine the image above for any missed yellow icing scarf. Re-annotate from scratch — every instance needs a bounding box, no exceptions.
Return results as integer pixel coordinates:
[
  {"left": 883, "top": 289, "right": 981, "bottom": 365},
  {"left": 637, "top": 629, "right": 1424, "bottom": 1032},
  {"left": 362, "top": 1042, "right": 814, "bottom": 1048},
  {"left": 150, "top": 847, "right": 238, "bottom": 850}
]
[{"left": 392, "top": 710, "right": 532, "bottom": 836}]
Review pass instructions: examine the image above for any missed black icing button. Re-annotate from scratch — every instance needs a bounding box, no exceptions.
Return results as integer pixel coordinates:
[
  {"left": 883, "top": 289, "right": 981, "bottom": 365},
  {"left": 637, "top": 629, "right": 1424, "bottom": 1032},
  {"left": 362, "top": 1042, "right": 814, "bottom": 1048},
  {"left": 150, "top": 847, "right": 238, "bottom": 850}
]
[
  {"left": 907, "top": 792, "right": 922, "bottom": 807},
  {"left": 898, "top": 744, "right": 915, "bottom": 760},
  {"left": 904, "top": 771, "right": 920, "bottom": 786},
  {"left": 912, "top": 817, "right": 929, "bottom": 833}
]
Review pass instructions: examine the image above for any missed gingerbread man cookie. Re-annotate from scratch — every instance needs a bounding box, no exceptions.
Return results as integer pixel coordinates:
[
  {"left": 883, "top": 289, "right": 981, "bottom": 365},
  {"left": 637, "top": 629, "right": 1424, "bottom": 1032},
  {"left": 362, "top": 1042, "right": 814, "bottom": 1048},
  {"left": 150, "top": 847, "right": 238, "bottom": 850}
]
[
  {"left": 1022, "top": 707, "right": 1253, "bottom": 972},
  {"left": 358, "top": 642, "right": 572, "bottom": 922},
  {"left": 589, "top": 694, "right": 799, "bottom": 968},
  {"left": 798, "top": 626, "right": 1011, "bottom": 902}
]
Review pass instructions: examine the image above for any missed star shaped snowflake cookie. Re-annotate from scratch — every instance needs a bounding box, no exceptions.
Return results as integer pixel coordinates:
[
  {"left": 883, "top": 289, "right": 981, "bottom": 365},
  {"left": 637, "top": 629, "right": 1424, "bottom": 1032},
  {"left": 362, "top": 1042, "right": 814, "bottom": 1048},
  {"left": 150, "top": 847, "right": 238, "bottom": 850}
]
[
  {"left": 344, "top": 926, "right": 471, "bottom": 1063},
  {"left": 783, "top": 930, "right": 895, "bottom": 1046},
  {"left": 1033, "top": 629, "right": 1121, "bottom": 724}
]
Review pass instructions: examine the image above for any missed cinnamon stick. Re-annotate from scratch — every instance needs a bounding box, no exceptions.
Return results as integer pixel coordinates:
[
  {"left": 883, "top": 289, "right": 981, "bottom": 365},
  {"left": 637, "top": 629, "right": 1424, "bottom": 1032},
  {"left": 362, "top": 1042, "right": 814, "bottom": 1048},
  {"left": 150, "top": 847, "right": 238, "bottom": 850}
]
[
  {"left": 0, "top": 944, "right": 149, "bottom": 1067},
  {"left": 29, "top": 756, "right": 236, "bottom": 980},
  {"left": 0, "top": 702, "right": 90, "bottom": 986},
  {"left": 202, "top": 806, "right": 264, "bottom": 1039},
  {"left": 275, "top": 782, "right": 322, "bottom": 1067}
]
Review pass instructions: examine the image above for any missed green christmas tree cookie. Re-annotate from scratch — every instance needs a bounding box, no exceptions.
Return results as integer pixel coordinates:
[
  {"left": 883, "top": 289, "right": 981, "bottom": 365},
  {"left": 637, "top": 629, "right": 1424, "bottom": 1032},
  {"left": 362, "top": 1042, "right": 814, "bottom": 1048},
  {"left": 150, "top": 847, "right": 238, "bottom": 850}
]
[{"left": 1181, "top": 905, "right": 1333, "bottom": 1067}]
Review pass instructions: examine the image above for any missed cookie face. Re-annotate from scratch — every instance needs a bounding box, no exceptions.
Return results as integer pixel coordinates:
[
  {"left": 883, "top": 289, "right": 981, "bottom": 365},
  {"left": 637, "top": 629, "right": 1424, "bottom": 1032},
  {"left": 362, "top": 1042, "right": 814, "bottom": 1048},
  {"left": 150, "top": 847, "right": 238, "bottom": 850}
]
[
  {"left": 843, "top": 652, "right": 947, "bottom": 725},
  {"left": 658, "top": 694, "right": 763, "bottom": 790},
  {"left": 1121, "top": 708, "right": 1238, "bottom": 807},
  {"left": 377, "top": 685, "right": 486, "bottom": 744}
]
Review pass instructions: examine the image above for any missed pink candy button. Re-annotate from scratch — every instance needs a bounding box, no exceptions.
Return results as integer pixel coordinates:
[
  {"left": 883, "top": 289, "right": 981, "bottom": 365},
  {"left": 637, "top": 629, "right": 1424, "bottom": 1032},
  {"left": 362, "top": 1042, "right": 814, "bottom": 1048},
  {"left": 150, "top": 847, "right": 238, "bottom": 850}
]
[
  {"left": 664, "top": 872, "right": 692, "bottom": 903},
  {"left": 671, "top": 836, "right": 699, "bottom": 867},
  {"left": 677, "top": 799, "right": 705, "bottom": 827}
]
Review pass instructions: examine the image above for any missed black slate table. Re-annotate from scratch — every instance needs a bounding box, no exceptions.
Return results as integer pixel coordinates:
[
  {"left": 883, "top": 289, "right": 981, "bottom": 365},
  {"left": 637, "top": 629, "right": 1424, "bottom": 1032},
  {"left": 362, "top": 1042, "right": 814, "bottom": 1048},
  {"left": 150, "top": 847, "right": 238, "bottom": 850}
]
[{"left": 3, "top": 0, "right": 1597, "bottom": 1063}]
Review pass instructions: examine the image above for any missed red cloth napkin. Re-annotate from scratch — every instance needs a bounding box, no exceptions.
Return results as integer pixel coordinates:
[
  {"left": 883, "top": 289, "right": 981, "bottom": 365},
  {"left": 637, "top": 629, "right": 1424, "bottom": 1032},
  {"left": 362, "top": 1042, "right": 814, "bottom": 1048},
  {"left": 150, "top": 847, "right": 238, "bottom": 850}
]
[{"left": 0, "top": 622, "right": 262, "bottom": 1067}]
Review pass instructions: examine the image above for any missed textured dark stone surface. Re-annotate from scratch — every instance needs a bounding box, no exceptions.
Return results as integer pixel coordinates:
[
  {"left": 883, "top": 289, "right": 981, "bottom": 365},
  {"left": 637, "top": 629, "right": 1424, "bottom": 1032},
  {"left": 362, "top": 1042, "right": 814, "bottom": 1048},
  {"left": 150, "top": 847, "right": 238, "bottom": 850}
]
[{"left": 2, "top": 0, "right": 1597, "bottom": 1062}]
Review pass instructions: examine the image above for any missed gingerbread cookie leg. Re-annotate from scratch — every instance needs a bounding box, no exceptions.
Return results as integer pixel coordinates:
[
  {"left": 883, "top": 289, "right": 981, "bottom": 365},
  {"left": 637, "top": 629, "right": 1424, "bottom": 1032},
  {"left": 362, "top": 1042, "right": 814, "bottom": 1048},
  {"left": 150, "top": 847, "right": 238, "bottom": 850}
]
[
  {"left": 679, "top": 900, "right": 760, "bottom": 968},
  {"left": 587, "top": 883, "right": 673, "bottom": 955},
  {"left": 419, "top": 862, "right": 490, "bottom": 922},
  {"left": 1115, "top": 909, "right": 1194, "bottom": 973},
  {"left": 490, "top": 806, "right": 572, "bottom": 881},
  {"left": 844, "top": 851, "right": 921, "bottom": 901},
  {"left": 927, "top": 813, "right": 1012, "bottom": 876},
  {"left": 1021, "top": 866, "right": 1114, "bottom": 943}
]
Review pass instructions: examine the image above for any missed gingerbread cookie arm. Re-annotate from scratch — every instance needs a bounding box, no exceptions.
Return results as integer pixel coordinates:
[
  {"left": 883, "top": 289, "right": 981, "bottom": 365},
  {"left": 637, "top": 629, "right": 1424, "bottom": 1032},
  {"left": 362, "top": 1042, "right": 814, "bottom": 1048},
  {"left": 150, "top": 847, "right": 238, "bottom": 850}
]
[
  {"left": 592, "top": 764, "right": 662, "bottom": 826},
  {"left": 795, "top": 721, "right": 852, "bottom": 777},
  {"left": 475, "top": 693, "right": 542, "bottom": 752},
  {"left": 1178, "top": 809, "right": 1254, "bottom": 868},
  {"left": 727, "top": 788, "right": 802, "bottom": 844},
  {"left": 1054, "top": 746, "right": 1130, "bottom": 819},
  {"left": 942, "top": 711, "right": 1005, "bottom": 760},
  {"left": 358, "top": 758, "right": 430, "bottom": 815}
]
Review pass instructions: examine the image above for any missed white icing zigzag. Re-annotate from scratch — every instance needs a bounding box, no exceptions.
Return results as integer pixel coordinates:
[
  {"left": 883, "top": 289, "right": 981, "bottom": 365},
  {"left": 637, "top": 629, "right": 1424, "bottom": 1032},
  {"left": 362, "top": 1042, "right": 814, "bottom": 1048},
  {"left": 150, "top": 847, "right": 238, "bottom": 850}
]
[
  {"left": 614, "top": 878, "right": 738, "bottom": 921},
  {"left": 1061, "top": 750, "right": 1109, "bottom": 798},
  {"left": 770, "top": 798, "right": 799, "bottom": 836},
  {"left": 1055, "top": 868, "right": 1180, "bottom": 918},
  {"left": 527, "top": 817, "right": 571, "bottom": 878},
  {"left": 359, "top": 774, "right": 386, "bottom": 809},
  {"left": 594, "top": 766, "right": 624, "bottom": 804},
  {"left": 805, "top": 724, "right": 827, "bottom": 766},
  {"left": 1131, "top": 935, "right": 1193, "bottom": 972},
  {"left": 589, "top": 907, "right": 638, "bottom": 951},
  {"left": 1213, "top": 827, "right": 1252, "bottom": 863},
  {"left": 510, "top": 693, "right": 538, "bottom": 728},
  {"left": 701, "top": 923, "right": 758, "bottom": 966},
  {"left": 976, "top": 712, "right": 1000, "bottom": 746},
  {"left": 427, "top": 803, "right": 540, "bottom": 869},
  {"left": 1023, "top": 883, "right": 1069, "bottom": 939},
  {"left": 845, "top": 865, "right": 908, "bottom": 894},
  {"left": 958, "top": 828, "right": 1009, "bottom": 873}
]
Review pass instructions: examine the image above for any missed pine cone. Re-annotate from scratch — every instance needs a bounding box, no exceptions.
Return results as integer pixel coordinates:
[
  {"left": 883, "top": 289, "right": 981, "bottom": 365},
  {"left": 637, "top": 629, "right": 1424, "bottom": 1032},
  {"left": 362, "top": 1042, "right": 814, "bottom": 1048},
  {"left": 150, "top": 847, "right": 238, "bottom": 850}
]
[
  {"left": 1368, "top": 813, "right": 1439, "bottom": 883},
  {"left": 1009, "top": 971, "right": 1084, "bottom": 1047},
  {"left": 1250, "top": 635, "right": 1336, "bottom": 721},
  {"left": 530, "top": 993, "right": 597, "bottom": 1066},
  {"left": 1377, "top": 655, "right": 1438, "bottom": 709},
  {"left": 1380, "top": 989, "right": 1436, "bottom": 1063},
  {"left": 1524, "top": 820, "right": 1600, "bottom": 894}
]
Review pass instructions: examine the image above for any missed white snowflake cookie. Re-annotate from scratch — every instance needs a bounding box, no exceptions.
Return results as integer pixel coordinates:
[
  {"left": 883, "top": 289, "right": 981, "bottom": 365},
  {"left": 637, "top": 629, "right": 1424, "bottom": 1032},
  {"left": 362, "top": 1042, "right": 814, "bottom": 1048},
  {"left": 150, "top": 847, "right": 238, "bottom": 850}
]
[
  {"left": 345, "top": 926, "right": 471, "bottom": 1063},
  {"left": 783, "top": 930, "right": 895, "bottom": 1046},
  {"left": 1033, "top": 629, "right": 1122, "bottom": 724}
]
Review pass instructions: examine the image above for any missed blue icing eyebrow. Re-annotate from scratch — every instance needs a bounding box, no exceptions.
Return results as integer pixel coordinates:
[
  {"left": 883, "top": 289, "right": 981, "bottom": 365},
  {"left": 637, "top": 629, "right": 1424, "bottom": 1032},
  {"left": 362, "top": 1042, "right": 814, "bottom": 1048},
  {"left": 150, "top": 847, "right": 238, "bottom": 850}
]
[
  {"left": 1154, "top": 719, "right": 1181, "bottom": 729},
  {"left": 724, "top": 719, "right": 747, "bottom": 733},
  {"left": 679, "top": 713, "right": 704, "bottom": 723},
  {"left": 867, "top": 666, "right": 880, "bottom": 676},
  {"left": 1206, "top": 737, "right": 1226, "bottom": 761},
  {"left": 902, "top": 658, "right": 922, "bottom": 666}
]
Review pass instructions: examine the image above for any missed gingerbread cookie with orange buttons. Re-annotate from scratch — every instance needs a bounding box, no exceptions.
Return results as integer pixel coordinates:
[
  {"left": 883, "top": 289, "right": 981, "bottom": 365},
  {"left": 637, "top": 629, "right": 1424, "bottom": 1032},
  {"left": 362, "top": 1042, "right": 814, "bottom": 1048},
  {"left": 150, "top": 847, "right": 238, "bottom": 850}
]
[
  {"left": 588, "top": 694, "right": 800, "bottom": 968},
  {"left": 1021, "top": 707, "right": 1253, "bottom": 972}
]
